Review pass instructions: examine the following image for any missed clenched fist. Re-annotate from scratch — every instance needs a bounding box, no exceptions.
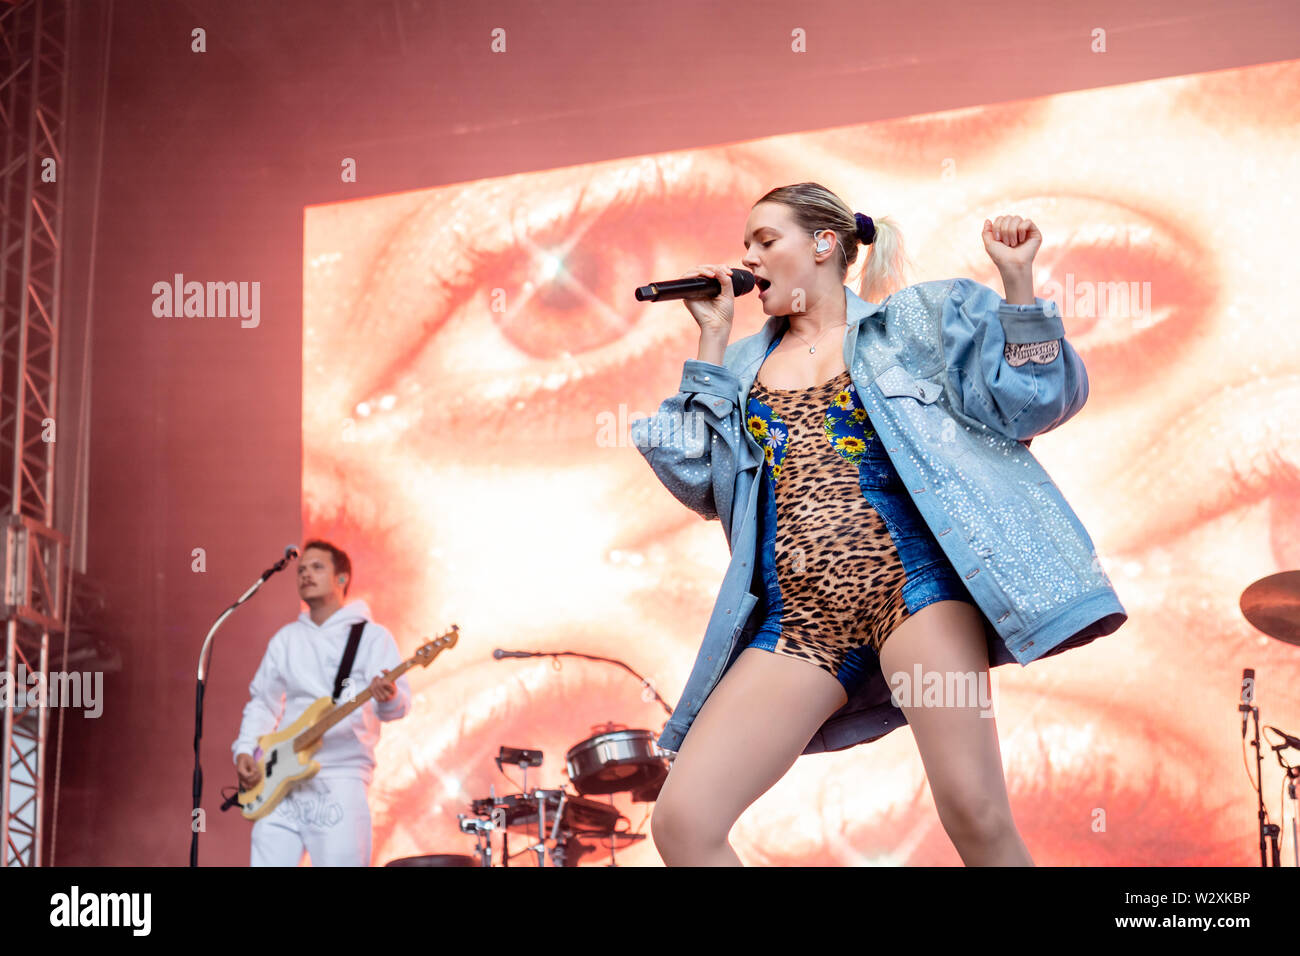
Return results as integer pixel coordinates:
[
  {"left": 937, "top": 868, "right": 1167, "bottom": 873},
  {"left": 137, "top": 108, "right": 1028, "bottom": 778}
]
[{"left": 982, "top": 215, "right": 1041, "bottom": 272}]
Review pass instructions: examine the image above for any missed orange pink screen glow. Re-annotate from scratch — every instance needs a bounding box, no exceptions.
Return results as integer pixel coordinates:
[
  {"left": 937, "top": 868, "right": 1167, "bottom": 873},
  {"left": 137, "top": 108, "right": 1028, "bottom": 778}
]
[{"left": 303, "top": 59, "right": 1300, "bottom": 865}]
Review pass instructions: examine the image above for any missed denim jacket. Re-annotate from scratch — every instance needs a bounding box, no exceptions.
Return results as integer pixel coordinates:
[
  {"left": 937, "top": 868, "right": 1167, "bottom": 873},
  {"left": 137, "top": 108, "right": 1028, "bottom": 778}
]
[{"left": 629, "top": 278, "right": 1127, "bottom": 756}]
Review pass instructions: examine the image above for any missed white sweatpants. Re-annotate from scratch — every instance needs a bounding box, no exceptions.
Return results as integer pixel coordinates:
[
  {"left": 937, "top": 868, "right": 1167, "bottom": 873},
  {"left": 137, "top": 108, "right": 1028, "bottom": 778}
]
[{"left": 250, "top": 775, "right": 372, "bottom": 867}]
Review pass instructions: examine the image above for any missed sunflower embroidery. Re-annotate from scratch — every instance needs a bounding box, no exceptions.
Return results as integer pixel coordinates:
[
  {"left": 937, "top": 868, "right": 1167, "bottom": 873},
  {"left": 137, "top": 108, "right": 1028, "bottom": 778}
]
[
  {"left": 823, "top": 385, "right": 877, "bottom": 464},
  {"left": 834, "top": 435, "right": 867, "bottom": 457},
  {"left": 746, "top": 395, "right": 787, "bottom": 485}
]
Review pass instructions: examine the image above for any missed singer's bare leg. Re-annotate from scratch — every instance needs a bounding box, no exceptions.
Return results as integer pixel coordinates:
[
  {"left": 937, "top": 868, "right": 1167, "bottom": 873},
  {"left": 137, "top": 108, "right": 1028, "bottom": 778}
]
[
  {"left": 650, "top": 646, "right": 850, "bottom": 866},
  {"left": 876, "top": 599, "right": 1034, "bottom": 866},
  {"left": 651, "top": 601, "right": 1032, "bottom": 866}
]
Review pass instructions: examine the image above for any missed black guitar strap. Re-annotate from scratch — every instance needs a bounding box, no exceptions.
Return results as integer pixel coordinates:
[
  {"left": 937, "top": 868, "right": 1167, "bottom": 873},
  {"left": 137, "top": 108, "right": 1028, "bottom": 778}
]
[{"left": 332, "top": 621, "right": 367, "bottom": 703}]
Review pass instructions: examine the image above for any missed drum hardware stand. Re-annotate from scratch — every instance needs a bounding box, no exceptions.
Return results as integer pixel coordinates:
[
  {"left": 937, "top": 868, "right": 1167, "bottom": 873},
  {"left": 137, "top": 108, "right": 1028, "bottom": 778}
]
[
  {"left": 1244, "top": 699, "right": 1280, "bottom": 866},
  {"left": 1264, "top": 727, "right": 1300, "bottom": 867},
  {"left": 457, "top": 812, "right": 497, "bottom": 868},
  {"left": 457, "top": 783, "right": 502, "bottom": 867},
  {"left": 1283, "top": 763, "right": 1299, "bottom": 868},
  {"left": 604, "top": 791, "right": 621, "bottom": 867},
  {"left": 496, "top": 747, "right": 542, "bottom": 866},
  {"left": 527, "top": 788, "right": 570, "bottom": 867},
  {"left": 496, "top": 746, "right": 543, "bottom": 792},
  {"left": 529, "top": 788, "right": 548, "bottom": 866}
]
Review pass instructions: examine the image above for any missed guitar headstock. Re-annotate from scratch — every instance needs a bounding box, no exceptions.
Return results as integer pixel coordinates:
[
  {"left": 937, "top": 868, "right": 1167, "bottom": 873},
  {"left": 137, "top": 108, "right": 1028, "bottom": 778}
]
[{"left": 413, "top": 624, "right": 459, "bottom": 667}]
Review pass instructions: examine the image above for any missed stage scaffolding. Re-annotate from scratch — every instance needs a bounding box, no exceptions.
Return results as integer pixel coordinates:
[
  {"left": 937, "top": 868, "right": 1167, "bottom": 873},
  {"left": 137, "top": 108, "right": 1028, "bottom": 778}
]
[{"left": 0, "top": 0, "right": 70, "bottom": 868}]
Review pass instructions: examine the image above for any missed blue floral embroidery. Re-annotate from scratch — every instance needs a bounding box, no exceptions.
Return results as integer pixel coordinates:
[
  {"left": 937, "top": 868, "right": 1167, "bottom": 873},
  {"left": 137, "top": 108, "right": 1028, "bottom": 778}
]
[
  {"left": 745, "top": 397, "right": 787, "bottom": 484},
  {"left": 823, "top": 384, "right": 876, "bottom": 464}
]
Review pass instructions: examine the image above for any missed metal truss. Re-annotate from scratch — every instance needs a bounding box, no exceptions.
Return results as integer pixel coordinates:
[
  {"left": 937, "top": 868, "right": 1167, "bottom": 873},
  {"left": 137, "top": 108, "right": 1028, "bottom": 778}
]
[{"left": 0, "top": 0, "right": 69, "bottom": 868}]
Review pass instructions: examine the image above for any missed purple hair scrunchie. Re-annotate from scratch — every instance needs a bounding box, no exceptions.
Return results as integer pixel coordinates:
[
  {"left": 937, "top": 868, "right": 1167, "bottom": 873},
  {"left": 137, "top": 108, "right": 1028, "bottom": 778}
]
[{"left": 854, "top": 212, "right": 876, "bottom": 245}]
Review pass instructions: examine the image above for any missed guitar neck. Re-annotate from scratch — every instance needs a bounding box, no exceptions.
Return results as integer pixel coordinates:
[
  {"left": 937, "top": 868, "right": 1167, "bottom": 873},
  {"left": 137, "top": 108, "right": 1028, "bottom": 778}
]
[{"left": 293, "top": 656, "right": 420, "bottom": 752}]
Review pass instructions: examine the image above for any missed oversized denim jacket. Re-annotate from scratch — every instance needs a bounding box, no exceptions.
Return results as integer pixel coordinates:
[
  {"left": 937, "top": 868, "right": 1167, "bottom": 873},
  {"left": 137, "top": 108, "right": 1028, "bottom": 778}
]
[{"left": 629, "top": 278, "right": 1128, "bottom": 756}]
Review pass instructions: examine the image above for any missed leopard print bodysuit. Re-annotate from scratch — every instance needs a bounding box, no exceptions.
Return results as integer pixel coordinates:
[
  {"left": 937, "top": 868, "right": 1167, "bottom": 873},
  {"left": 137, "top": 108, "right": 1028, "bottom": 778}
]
[{"left": 744, "top": 366, "right": 915, "bottom": 683}]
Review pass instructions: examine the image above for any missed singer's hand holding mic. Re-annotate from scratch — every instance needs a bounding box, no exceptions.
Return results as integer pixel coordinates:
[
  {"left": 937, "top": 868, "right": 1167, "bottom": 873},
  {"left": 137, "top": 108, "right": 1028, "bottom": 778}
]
[
  {"left": 683, "top": 264, "right": 738, "bottom": 365},
  {"left": 678, "top": 263, "right": 737, "bottom": 331},
  {"left": 635, "top": 263, "right": 756, "bottom": 365}
]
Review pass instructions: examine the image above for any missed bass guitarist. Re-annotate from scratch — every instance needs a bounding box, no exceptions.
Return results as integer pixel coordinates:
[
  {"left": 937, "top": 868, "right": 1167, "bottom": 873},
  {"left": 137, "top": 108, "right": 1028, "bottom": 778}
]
[{"left": 232, "top": 538, "right": 411, "bottom": 866}]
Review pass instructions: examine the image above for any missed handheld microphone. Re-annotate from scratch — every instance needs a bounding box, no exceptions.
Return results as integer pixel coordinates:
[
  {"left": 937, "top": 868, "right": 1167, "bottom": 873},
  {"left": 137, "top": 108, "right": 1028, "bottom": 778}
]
[{"left": 636, "top": 268, "right": 755, "bottom": 302}]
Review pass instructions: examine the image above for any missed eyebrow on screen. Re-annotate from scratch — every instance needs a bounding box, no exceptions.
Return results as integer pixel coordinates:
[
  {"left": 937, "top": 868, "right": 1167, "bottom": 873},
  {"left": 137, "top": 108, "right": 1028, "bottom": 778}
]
[
  {"left": 889, "top": 97, "right": 1043, "bottom": 140},
  {"left": 833, "top": 97, "right": 1050, "bottom": 169}
]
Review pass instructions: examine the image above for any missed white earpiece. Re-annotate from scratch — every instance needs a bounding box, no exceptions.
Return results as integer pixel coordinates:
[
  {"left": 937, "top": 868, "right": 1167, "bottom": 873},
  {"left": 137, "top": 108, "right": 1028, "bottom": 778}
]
[{"left": 815, "top": 232, "right": 831, "bottom": 254}]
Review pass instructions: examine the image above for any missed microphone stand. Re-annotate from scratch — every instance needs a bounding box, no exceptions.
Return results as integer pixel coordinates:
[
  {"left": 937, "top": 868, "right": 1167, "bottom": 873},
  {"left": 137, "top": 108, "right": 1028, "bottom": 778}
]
[
  {"left": 1282, "top": 761, "right": 1299, "bottom": 868},
  {"left": 1265, "top": 729, "right": 1300, "bottom": 868},
  {"left": 1245, "top": 704, "right": 1280, "bottom": 866},
  {"left": 189, "top": 548, "right": 297, "bottom": 866}
]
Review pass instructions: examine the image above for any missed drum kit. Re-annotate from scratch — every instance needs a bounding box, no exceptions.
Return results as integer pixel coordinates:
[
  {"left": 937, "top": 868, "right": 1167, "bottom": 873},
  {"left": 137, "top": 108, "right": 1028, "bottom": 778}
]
[
  {"left": 1237, "top": 570, "right": 1300, "bottom": 867},
  {"left": 385, "top": 721, "right": 674, "bottom": 867}
]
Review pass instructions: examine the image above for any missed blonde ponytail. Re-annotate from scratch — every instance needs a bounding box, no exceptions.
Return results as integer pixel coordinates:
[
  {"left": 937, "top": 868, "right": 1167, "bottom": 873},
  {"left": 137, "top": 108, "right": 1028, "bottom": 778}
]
[{"left": 854, "top": 214, "right": 913, "bottom": 304}]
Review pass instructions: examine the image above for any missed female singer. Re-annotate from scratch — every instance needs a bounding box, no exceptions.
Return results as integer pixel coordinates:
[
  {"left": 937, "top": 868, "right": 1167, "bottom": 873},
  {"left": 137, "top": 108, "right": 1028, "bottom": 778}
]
[{"left": 634, "top": 182, "right": 1124, "bottom": 866}]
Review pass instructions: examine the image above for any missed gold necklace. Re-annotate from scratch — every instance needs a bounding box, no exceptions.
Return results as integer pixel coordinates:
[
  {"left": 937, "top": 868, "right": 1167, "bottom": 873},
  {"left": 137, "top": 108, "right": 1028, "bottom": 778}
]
[{"left": 785, "top": 321, "right": 846, "bottom": 354}]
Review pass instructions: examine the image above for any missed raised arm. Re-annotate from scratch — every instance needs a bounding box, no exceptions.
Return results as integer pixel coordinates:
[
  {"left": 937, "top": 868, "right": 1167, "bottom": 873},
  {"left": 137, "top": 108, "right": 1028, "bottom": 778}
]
[{"left": 939, "top": 217, "right": 1089, "bottom": 441}]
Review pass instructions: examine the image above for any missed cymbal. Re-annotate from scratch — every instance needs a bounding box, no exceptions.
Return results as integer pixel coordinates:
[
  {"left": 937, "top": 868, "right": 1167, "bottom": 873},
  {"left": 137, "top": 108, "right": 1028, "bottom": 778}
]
[{"left": 1240, "top": 570, "right": 1300, "bottom": 645}]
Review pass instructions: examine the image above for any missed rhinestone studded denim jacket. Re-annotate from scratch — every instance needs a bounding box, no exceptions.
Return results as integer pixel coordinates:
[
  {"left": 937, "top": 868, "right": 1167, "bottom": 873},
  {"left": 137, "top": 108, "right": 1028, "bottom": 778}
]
[{"left": 629, "top": 278, "right": 1128, "bottom": 756}]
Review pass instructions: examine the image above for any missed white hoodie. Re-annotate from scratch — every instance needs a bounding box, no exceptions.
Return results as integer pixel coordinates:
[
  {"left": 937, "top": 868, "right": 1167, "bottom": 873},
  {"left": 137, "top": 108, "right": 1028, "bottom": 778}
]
[{"left": 232, "top": 599, "right": 412, "bottom": 785}]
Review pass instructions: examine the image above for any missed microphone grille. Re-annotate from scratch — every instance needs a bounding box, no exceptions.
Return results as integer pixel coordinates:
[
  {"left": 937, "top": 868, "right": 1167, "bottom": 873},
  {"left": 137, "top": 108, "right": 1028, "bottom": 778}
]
[{"left": 729, "top": 268, "right": 756, "bottom": 296}]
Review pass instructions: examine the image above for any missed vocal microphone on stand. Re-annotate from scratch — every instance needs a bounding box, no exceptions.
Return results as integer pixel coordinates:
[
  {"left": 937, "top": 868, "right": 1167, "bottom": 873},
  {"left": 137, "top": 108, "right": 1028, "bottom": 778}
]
[
  {"left": 1240, "top": 667, "right": 1254, "bottom": 738},
  {"left": 262, "top": 544, "right": 301, "bottom": 580},
  {"left": 635, "top": 268, "right": 756, "bottom": 302}
]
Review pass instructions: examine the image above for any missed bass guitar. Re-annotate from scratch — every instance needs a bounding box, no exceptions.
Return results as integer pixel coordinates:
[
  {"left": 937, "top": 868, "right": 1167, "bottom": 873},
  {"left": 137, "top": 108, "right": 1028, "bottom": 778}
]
[{"left": 237, "top": 625, "right": 458, "bottom": 820}]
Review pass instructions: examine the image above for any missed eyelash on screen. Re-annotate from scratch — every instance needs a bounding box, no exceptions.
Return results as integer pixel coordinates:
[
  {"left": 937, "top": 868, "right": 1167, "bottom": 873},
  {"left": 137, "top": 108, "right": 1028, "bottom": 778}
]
[
  {"left": 808, "top": 100, "right": 1048, "bottom": 176},
  {"left": 349, "top": 159, "right": 756, "bottom": 408},
  {"left": 461, "top": 167, "right": 752, "bottom": 304},
  {"left": 350, "top": 105, "right": 1053, "bottom": 407},
  {"left": 355, "top": 152, "right": 1196, "bottom": 429},
  {"left": 1062, "top": 757, "right": 1227, "bottom": 863}
]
